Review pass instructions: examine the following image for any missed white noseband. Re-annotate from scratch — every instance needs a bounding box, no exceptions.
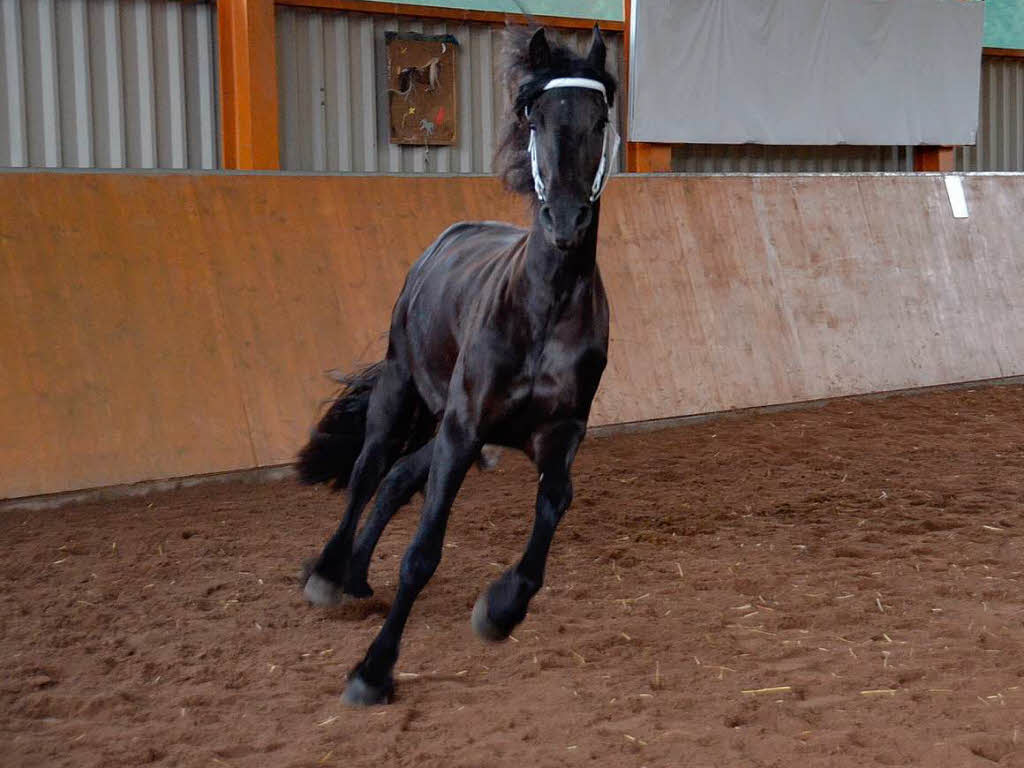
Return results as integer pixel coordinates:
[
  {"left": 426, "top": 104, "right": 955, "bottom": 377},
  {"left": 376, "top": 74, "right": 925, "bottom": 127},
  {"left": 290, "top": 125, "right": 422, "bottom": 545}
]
[{"left": 526, "top": 77, "right": 621, "bottom": 204}]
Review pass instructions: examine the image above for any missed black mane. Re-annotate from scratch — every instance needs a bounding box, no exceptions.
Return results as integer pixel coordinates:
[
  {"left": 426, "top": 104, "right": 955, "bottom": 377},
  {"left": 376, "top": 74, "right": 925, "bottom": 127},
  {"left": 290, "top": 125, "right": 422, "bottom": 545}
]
[{"left": 495, "top": 27, "right": 618, "bottom": 198}]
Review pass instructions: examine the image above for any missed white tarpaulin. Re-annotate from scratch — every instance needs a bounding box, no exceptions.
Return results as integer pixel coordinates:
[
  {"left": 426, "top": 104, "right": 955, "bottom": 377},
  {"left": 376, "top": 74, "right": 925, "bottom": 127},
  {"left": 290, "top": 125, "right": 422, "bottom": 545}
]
[{"left": 629, "top": 0, "right": 985, "bottom": 145}]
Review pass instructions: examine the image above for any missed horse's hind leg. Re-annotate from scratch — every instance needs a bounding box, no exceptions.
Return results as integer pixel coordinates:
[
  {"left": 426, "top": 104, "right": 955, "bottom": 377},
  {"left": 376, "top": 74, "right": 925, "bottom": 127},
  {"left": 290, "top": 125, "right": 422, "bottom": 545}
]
[
  {"left": 472, "top": 419, "right": 584, "bottom": 642},
  {"left": 305, "top": 362, "right": 415, "bottom": 605},
  {"left": 343, "top": 439, "right": 434, "bottom": 598}
]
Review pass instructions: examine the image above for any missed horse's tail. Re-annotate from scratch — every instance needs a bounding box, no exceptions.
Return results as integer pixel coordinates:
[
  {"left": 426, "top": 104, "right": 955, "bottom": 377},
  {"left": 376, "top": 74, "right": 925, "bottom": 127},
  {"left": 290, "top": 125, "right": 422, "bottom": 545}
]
[{"left": 297, "top": 362, "right": 385, "bottom": 489}]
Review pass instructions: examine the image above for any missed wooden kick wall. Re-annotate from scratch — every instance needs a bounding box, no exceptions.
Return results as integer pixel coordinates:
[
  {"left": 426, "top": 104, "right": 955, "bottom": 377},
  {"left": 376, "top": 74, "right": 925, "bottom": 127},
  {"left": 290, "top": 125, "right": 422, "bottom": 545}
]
[{"left": 1, "top": 172, "right": 1022, "bottom": 499}]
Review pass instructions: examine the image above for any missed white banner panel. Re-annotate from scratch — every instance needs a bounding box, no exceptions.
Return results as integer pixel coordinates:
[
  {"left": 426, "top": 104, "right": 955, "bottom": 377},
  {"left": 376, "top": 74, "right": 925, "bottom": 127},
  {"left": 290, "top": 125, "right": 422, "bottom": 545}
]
[{"left": 629, "top": 0, "right": 985, "bottom": 145}]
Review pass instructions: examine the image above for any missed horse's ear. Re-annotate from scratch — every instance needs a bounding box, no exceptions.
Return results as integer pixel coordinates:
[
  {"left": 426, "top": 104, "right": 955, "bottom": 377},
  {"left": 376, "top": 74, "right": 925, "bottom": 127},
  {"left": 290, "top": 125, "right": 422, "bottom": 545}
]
[
  {"left": 587, "top": 24, "right": 606, "bottom": 70},
  {"left": 528, "top": 28, "right": 551, "bottom": 70}
]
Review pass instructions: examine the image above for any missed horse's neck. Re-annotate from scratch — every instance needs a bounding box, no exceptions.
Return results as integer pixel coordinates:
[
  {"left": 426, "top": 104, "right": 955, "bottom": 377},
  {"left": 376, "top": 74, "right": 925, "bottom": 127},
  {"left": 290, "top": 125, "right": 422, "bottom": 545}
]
[
  {"left": 512, "top": 203, "right": 601, "bottom": 344},
  {"left": 523, "top": 203, "right": 601, "bottom": 302}
]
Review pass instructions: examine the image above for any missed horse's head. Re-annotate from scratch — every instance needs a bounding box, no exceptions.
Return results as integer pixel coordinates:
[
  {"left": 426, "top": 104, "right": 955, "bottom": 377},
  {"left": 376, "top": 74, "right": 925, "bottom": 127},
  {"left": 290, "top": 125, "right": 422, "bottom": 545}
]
[{"left": 497, "top": 26, "right": 619, "bottom": 252}]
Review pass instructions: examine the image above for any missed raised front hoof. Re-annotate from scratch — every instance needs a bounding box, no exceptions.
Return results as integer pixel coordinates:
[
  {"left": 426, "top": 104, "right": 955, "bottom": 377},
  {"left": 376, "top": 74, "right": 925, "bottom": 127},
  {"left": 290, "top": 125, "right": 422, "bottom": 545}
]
[
  {"left": 303, "top": 571, "right": 344, "bottom": 606},
  {"left": 342, "top": 673, "right": 393, "bottom": 707},
  {"left": 471, "top": 594, "right": 512, "bottom": 643}
]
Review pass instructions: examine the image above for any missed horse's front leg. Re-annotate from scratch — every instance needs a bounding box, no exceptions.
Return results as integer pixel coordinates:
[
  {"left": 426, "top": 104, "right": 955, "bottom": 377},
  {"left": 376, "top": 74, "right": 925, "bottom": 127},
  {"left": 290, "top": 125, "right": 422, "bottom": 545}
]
[
  {"left": 342, "top": 409, "right": 481, "bottom": 706},
  {"left": 472, "top": 419, "right": 584, "bottom": 642}
]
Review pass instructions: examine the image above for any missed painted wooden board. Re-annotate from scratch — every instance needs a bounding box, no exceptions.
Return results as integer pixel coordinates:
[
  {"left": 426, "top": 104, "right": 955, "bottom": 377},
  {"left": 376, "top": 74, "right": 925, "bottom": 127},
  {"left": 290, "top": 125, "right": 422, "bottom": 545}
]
[
  {"left": 386, "top": 33, "right": 458, "bottom": 146},
  {"left": 594, "top": 175, "right": 1024, "bottom": 425},
  {"left": 1, "top": 172, "right": 1022, "bottom": 498}
]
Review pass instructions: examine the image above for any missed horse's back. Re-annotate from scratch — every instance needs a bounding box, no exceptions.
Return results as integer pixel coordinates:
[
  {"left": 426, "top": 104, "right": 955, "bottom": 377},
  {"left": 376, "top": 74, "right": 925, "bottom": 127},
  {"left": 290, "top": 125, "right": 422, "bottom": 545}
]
[
  {"left": 413, "top": 220, "right": 527, "bottom": 275},
  {"left": 400, "top": 219, "right": 527, "bottom": 313},
  {"left": 391, "top": 220, "right": 528, "bottom": 413}
]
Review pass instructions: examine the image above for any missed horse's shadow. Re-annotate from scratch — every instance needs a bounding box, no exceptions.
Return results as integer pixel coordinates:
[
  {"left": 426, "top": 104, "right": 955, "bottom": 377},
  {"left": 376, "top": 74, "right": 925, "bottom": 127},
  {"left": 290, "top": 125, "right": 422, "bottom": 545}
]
[
  {"left": 298, "top": 558, "right": 391, "bottom": 619},
  {"left": 322, "top": 597, "right": 391, "bottom": 621}
]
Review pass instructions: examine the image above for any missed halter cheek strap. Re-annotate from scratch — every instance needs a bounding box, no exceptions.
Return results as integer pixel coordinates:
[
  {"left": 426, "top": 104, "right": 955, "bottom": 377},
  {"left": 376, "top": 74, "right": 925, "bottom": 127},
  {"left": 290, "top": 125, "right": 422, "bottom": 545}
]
[{"left": 526, "top": 77, "right": 620, "bottom": 204}]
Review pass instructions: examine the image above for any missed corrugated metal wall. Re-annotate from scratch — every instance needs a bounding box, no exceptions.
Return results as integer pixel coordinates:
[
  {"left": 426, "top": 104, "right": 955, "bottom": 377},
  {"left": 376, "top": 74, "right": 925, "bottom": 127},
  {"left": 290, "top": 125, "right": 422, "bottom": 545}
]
[
  {"left": 0, "top": 0, "right": 218, "bottom": 169},
  {"left": 276, "top": 6, "right": 624, "bottom": 174},
  {"left": 957, "top": 54, "right": 1023, "bottom": 171},
  {"left": 672, "top": 144, "right": 915, "bottom": 173},
  {"left": 1, "top": 3, "right": 1018, "bottom": 175}
]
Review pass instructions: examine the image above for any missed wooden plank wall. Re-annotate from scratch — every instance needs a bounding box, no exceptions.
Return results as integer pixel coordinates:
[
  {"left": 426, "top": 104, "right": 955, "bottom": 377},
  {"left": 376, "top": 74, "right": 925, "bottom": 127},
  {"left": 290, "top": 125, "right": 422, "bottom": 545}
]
[{"left": 1, "top": 172, "right": 1022, "bottom": 499}]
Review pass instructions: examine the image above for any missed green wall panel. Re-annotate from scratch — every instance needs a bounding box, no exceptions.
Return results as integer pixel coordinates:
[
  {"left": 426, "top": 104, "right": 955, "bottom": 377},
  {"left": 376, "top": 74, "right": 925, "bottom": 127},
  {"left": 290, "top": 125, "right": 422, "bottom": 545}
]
[
  {"left": 359, "top": 0, "right": 622, "bottom": 22},
  {"left": 982, "top": 0, "right": 1024, "bottom": 49}
]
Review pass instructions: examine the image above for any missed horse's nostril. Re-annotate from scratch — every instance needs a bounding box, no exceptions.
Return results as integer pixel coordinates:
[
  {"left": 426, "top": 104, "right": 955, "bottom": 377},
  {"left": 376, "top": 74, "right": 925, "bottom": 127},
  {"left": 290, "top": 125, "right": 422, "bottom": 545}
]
[
  {"left": 575, "top": 205, "right": 592, "bottom": 231},
  {"left": 540, "top": 206, "right": 554, "bottom": 230}
]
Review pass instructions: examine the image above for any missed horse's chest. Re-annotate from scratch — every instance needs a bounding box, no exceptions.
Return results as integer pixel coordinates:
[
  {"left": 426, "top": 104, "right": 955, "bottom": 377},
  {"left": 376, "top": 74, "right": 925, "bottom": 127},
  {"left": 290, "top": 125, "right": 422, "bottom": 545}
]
[{"left": 505, "top": 340, "right": 604, "bottom": 420}]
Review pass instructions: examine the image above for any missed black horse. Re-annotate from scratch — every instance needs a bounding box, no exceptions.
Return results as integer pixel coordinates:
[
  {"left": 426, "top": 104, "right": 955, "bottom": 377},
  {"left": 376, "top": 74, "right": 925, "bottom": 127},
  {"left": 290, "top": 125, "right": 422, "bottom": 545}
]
[{"left": 297, "top": 25, "right": 619, "bottom": 706}]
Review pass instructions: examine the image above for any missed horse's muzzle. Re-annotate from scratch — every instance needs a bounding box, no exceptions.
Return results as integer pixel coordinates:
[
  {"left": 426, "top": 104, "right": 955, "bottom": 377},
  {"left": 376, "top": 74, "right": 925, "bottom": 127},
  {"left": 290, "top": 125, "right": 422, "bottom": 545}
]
[{"left": 540, "top": 202, "right": 592, "bottom": 251}]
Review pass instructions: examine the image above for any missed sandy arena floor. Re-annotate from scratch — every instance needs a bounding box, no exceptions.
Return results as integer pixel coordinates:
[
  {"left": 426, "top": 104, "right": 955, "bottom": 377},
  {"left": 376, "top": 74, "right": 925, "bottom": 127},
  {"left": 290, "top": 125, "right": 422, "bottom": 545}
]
[{"left": 3, "top": 383, "right": 1024, "bottom": 767}]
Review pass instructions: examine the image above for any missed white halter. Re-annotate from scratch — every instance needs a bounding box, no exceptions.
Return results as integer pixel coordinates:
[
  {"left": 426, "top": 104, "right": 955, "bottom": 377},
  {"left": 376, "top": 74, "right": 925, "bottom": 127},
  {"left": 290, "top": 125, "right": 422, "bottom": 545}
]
[{"left": 526, "top": 77, "right": 621, "bottom": 204}]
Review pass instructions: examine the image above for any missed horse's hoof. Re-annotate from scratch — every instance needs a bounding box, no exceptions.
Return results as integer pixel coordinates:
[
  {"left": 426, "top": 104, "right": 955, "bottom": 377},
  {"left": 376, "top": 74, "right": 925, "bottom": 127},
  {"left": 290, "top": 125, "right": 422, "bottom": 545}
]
[
  {"left": 471, "top": 594, "right": 510, "bottom": 643},
  {"left": 303, "top": 571, "right": 343, "bottom": 606},
  {"left": 342, "top": 673, "right": 393, "bottom": 707},
  {"left": 298, "top": 557, "right": 317, "bottom": 586},
  {"left": 477, "top": 445, "right": 503, "bottom": 471},
  {"left": 342, "top": 578, "right": 374, "bottom": 600}
]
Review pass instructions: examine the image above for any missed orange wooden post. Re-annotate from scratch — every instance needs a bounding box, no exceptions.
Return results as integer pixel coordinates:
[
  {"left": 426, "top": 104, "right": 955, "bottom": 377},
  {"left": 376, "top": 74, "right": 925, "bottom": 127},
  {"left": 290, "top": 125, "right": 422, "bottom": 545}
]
[
  {"left": 218, "top": 0, "right": 280, "bottom": 170},
  {"left": 629, "top": 143, "right": 672, "bottom": 172},
  {"left": 622, "top": 1, "right": 673, "bottom": 173},
  {"left": 623, "top": 0, "right": 632, "bottom": 167},
  {"left": 914, "top": 146, "right": 955, "bottom": 172}
]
